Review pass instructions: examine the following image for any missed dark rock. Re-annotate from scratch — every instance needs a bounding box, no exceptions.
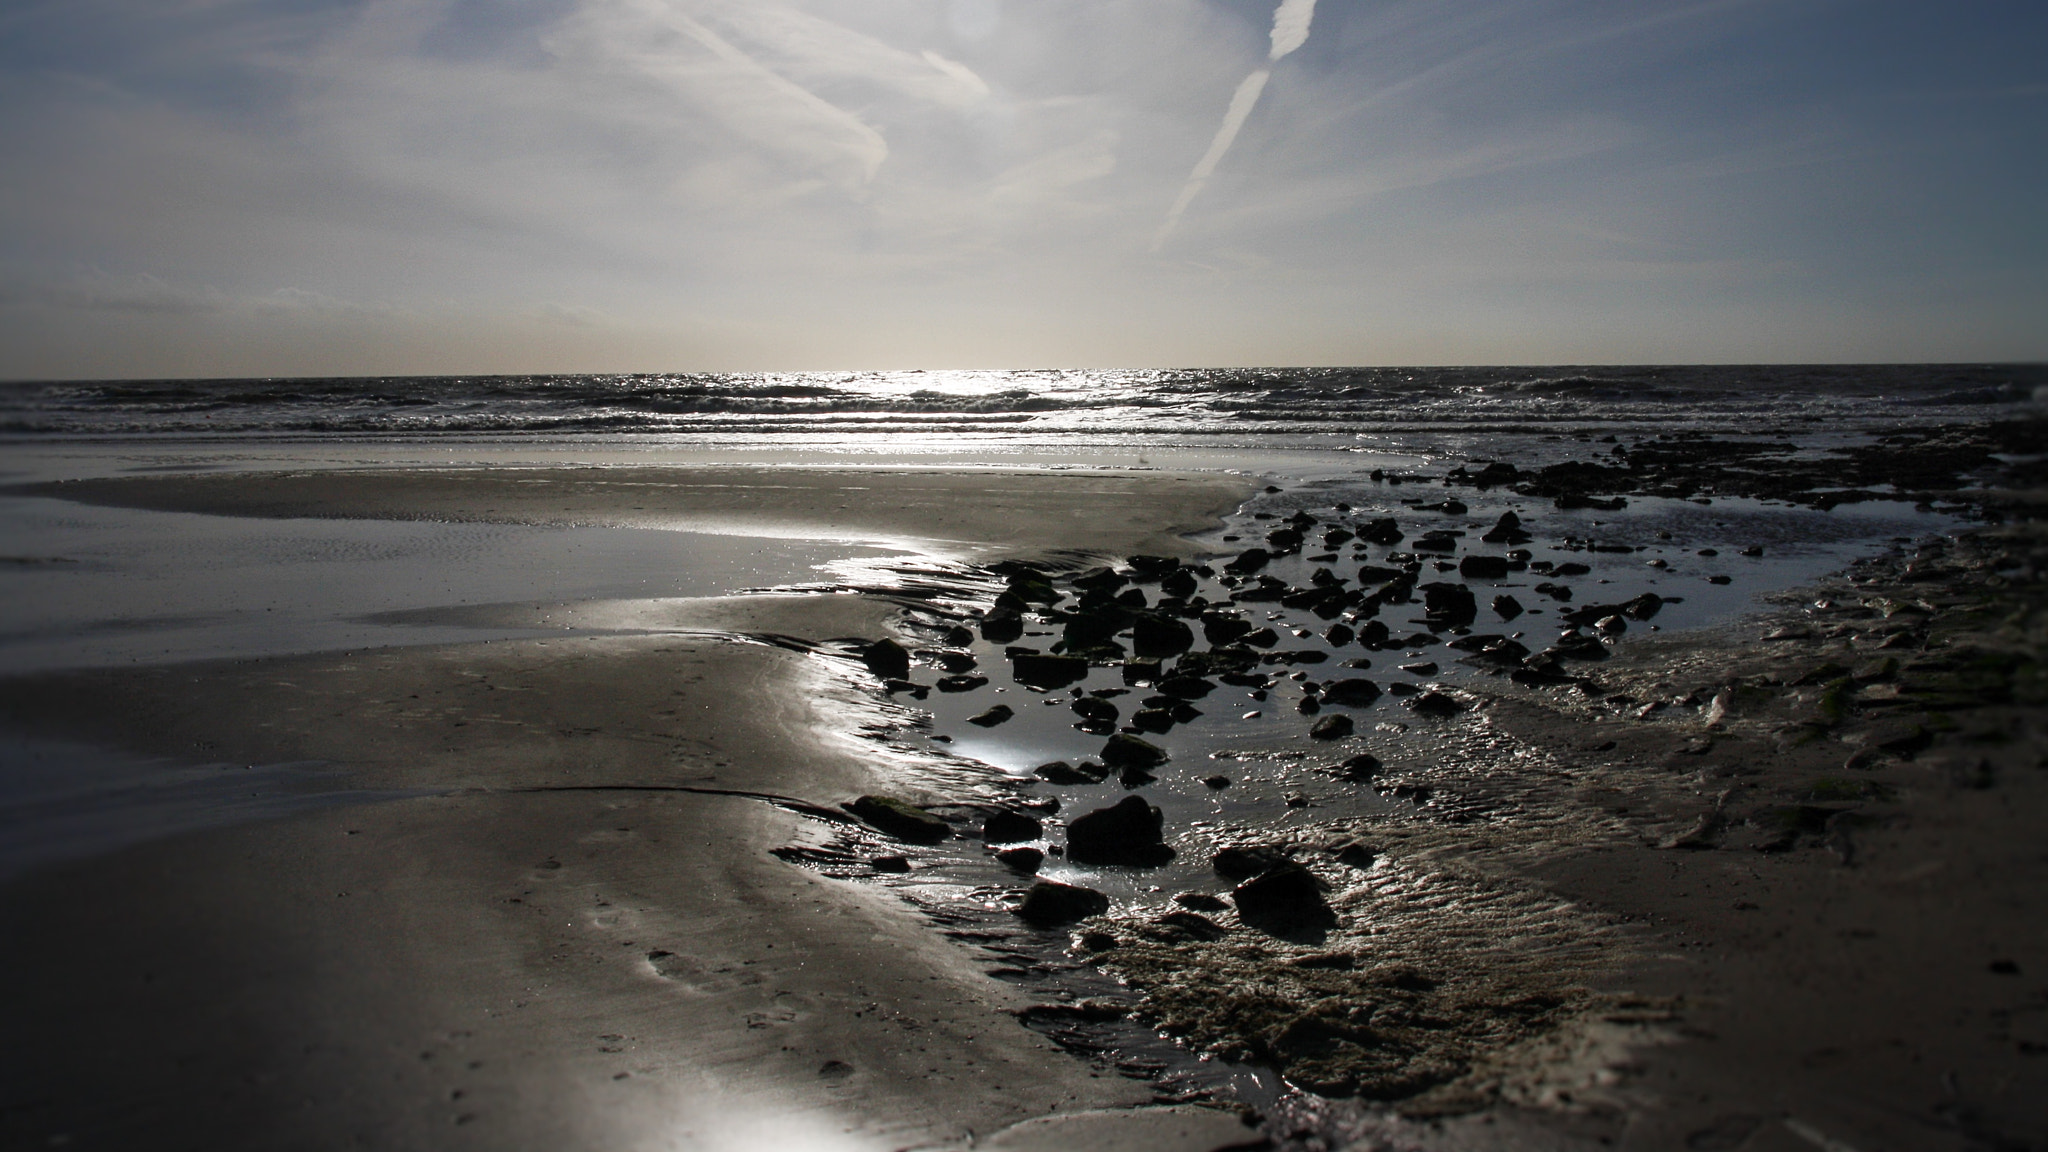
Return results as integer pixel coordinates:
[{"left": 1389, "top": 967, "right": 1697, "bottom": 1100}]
[
  {"left": 1201, "top": 612, "right": 1254, "bottom": 645},
  {"left": 1233, "top": 862, "right": 1335, "bottom": 934},
  {"left": 1267, "top": 526, "right": 1304, "bottom": 549},
  {"left": 1212, "top": 844, "right": 1289, "bottom": 880},
  {"left": 1327, "top": 838, "right": 1377, "bottom": 868},
  {"left": 995, "top": 847, "right": 1043, "bottom": 872},
  {"left": 1297, "top": 695, "right": 1321, "bottom": 715},
  {"left": 1492, "top": 594, "right": 1524, "bottom": 621},
  {"left": 1739, "top": 546, "right": 1764, "bottom": 557},
  {"left": 1336, "top": 753, "right": 1382, "bottom": 781},
  {"left": 984, "top": 810, "right": 1043, "bottom": 843},
  {"left": 1122, "top": 657, "right": 1161, "bottom": 684},
  {"left": 1422, "top": 582, "right": 1478, "bottom": 629},
  {"left": 1623, "top": 592, "right": 1665, "bottom": 620},
  {"left": 1132, "top": 613, "right": 1195, "bottom": 657},
  {"left": 1072, "top": 565, "right": 1126, "bottom": 593},
  {"left": 967, "top": 704, "right": 1014, "bottom": 727},
  {"left": 1413, "top": 531, "right": 1459, "bottom": 554},
  {"left": 1012, "top": 652, "right": 1089, "bottom": 688},
  {"left": 1070, "top": 696, "right": 1119, "bottom": 724},
  {"left": 1358, "top": 518, "right": 1403, "bottom": 545},
  {"left": 1357, "top": 620, "right": 1391, "bottom": 648},
  {"left": 862, "top": 638, "right": 911, "bottom": 680},
  {"left": 1157, "top": 675, "right": 1215, "bottom": 699},
  {"left": 1324, "top": 623, "right": 1355, "bottom": 646},
  {"left": 980, "top": 610, "right": 1024, "bottom": 644},
  {"left": 1553, "top": 562, "right": 1591, "bottom": 576},
  {"left": 1459, "top": 555, "right": 1510, "bottom": 580},
  {"left": 1131, "top": 708, "right": 1175, "bottom": 733},
  {"left": 1203, "top": 774, "right": 1232, "bottom": 789},
  {"left": 1481, "top": 511, "right": 1532, "bottom": 544},
  {"left": 935, "top": 674, "right": 989, "bottom": 692},
  {"left": 1033, "top": 760, "right": 1108, "bottom": 785},
  {"left": 1398, "top": 661, "right": 1439, "bottom": 676},
  {"left": 847, "top": 795, "right": 951, "bottom": 844},
  {"left": 1100, "top": 733, "right": 1169, "bottom": 770},
  {"left": 1224, "top": 547, "right": 1273, "bottom": 574},
  {"left": 927, "top": 649, "right": 977, "bottom": 673},
  {"left": 1017, "top": 880, "right": 1110, "bottom": 925},
  {"left": 1551, "top": 631, "right": 1610, "bottom": 660},
  {"left": 1173, "top": 891, "right": 1231, "bottom": 912},
  {"left": 1321, "top": 678, "right": 1382, "bottom": 706},
  {"left": 870, "top": 855, "right": 911, "bottom": 873},
  {"left": 943, "top": 625, "right": 976, "bottom": 647},
  {"left": 1408, "top": 691, "right": 1466, "bottom": 717},
  {"left": 1066, "top": 795, "right": 1173, "bottom": 866},
  {"left": 1128, "top": 554, "right": 1180, "bottom": 577},
  {"left": 1241, "top": 626, "right": 1280, "bottom": 649},
  {"left": 1310, "top": 713, "right": 1354, "bottom": 739}
]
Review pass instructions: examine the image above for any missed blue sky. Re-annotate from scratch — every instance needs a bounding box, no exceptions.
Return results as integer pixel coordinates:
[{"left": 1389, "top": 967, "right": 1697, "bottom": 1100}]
[{"left": 0, "top": 0, "right": 2041, "bottom": 376}]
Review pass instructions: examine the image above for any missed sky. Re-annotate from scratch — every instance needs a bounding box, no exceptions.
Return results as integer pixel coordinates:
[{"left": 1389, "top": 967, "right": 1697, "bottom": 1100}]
[{"left": 0, "top": 0, "right": 2041, "bottom": 378}]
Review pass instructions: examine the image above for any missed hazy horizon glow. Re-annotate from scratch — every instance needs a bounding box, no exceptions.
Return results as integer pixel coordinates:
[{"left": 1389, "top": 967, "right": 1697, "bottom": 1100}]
[{"left": 0, "top": 0, "right": 2042, "bottom": 378}]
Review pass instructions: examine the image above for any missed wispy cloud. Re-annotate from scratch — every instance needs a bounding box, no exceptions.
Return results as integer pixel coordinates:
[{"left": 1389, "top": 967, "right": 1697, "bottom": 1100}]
[{"left": 1153, "top": 0, "right": 1318, "bottom": 251}]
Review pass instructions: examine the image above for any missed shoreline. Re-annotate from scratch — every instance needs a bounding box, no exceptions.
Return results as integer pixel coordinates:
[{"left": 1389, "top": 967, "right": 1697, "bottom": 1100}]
[{"left": 2, "top": 459, "right": 2044, "bottom": 1150}]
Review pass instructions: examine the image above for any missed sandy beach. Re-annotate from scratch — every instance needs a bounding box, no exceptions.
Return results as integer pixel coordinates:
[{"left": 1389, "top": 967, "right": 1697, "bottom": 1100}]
[
  {"left": 0, "top": 466, "right": 1261, "bottom": 1151},
  {"left": 2, "top": 456, "right": 2044, "bottom": 1152}
]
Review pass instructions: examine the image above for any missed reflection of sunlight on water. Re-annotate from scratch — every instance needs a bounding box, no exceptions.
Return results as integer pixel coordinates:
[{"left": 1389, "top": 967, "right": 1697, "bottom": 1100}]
[{"left": 661, "top": 1099, "right": 891, "bottom": 1152}]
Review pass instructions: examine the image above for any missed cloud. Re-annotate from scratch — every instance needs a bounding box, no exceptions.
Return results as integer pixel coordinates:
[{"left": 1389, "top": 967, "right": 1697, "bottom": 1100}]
[{"left": 1269, "top": 0, "right": 1318, "bottom": 60}]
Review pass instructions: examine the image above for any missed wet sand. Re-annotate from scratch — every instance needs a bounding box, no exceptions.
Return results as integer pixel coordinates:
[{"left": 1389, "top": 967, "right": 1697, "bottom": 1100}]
[
  {"left": 4, "top": 460, "right": 2046, "bottom": 1151},
  {"left": 0, "top": 467, "right": 1258, "bottom": 1151}
]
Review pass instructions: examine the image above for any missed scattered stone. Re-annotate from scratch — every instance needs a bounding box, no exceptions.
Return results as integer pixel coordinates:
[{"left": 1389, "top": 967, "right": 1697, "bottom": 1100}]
[
  {"left": 862, "top": 638, "right": 911, "bottom": 680},
  {"left": 1398, "top": 662, "right": 1439, "bottom": 676},
  {"left": 1324, "top": 622, "right": 1355, "bottom": 646},
  {"left": 936, "top": 674, "right": 989, "bottom": 692},
  {"left": 1224, "top": 547, "right": 1273, "bottom": 574},
  {"left": 1310, "top": 714, "right": 1354, "bottom": 739},
  {"left": 1132, "top": 613, "right": 1195, "bottom": 657},
  {"left": 1066, "top": 795, "right": 1174, "bottom": 866},
  {"left": 1212, "top": 844, "right": 1289, "bottom": 880},
  {"left": 1422, "top": 582, "right": 1478, "bottom": 629},
  {"left": 1096, "top": 737, "right": 1167, "bottom": 778},
  {"left": 1409, "top": 691, "right": 1466, "bottom": 717},
  {"left": 1033, "top": 760, "right": 1108, "bottom": 785},
  {"left": 1203, "top": 774, "right": 1232, "bottom": 789},
  {"left": 1232, "top": 861, "right": 1335, "bottom": 935},
  {"left": 1173, "top": 891, "right": 1231, "bottom": 912},
  {"left": 1017, "top": 880, "right": 1110, "bottom": 925},
  {"left": 1336, "top": 754, "right": 1382, "bottom": 781},
  {"left": 1131, "top": 708, "right": 1175, "bottom": 733},
  {"left": 984, "top": 810, "right": 1043, "bottom": 843},
  {"left": 1322, "top": 678, "right": 1382, "bottom": 706},
  {"left": 967, "top": 704, "right": 1014, "bottom": 727},
  {"left": 1327, "top": 838, "right": 1377, "bottom": 868},
  {"left": 980, "top": 610, "right": 1024, "bottom": 644},
  {"left": 1481, "top": 511, "right": 1532, "bottom": 544},
  {"left": 846, "top": 795, "right": 951, "bottom": 844},
  {"left": 995, "top": 846, "right": 1043, "bottom": 872},
  {"left": 1459, "top": 555, "right": 1510, "bottom": 580},
  {"left": 870, "top": 855, "right": 911, "bottom": 873},
  {"left": 1851, "top": 656, "right": 1899, "bottom": 683},
  {"left": 1012, "top": 652, "right": 1089, "bottom": 688}
]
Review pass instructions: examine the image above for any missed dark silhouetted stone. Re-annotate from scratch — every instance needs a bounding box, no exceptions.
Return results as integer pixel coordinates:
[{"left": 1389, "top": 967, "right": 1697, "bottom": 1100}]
[
  {"left": 1100, "top": 733, "right": 1168, "bottom": 770},
  {"left": 870, "top": 855, "right": 911, "bottom": 873},
  {"left": 996, "top": 846, "right": 1043, "bottom": 872},
  {"left": 1481, "top": 511, "right": 1532, "bottom": 544},
  {"left": 1310, "top": 713, "right": 1354, "bottom": 739},
  {"left": 847, "top": 795, "right": 950, "bottom": 844},
  {"left": 1033, "top": 760, "right": 1108, "bottom": 785},
  {"left": 863, "top": 638, "right": 911, "bottom": 680},
  {"left": 1156, "top": 675, "right": 1214, "bottom": 700},
  {"left": 1336, "top": 754, "right": 1382, "bottom": 781},
  {"left": 967, "top": 704, "right": 1014, "bottom": 727},
  {"left": 1422, "top": 583, "right": 1477, "bottom": 629},
  {"left": 935, "top": 674, "right": 988, "bottom": 692},
  {"left": 984, "top": 810, "right": 1043, "bottom": 843},
  {"left": 1212, "top": 844, "right": 1288, "bottom": 880},
  {"left": 1066, "top": 795, "right": 1173, "bottom": 866},
  {"left": 1492, "top": 594, "right": 1524, "bottom": 621},
  {"left": 1132, "top": 613, "right": 1195, "bottom": 657},
  {"left": 1012, "top": 652, "right": 1089, "bottom": 688},
  {"left": 1017, "top": 880, "right": 1110, "bottom": 924},
  {"left": 1459, "top": 555, "right": 1510, "bottom": 580},
  {"left": 980, "top": 610, "right": 1023, "bottom": 644},
  {"left": 1233, "top": 862, "right": 1334, "bottom": 934},
  {"left": 1224, "top": 547, "right": 1272, "bottom": 574},
  {"left": 1408, "top": 691, "right": 1466, "bottom": 717},
  {"left": 1322, "top": 678, "right": 1381, "bottom": 706},
  {"left": 1123, "top": 657, "right": 1162, "bottom": 684}
]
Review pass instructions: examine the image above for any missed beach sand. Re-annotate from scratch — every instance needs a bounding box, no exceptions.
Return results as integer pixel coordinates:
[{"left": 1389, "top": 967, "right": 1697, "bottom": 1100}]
[
  {"left": 3, "top": 463, "right": 2045, "bottom": 1151},
  {"left": 0, "top": 467, "right": 1258, "bottom": 1151}
]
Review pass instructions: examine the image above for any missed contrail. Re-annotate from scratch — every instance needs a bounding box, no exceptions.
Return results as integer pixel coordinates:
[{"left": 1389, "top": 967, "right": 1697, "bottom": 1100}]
[{"left": 1153, "top": 0, "right": 1317, "bottom": 251}]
